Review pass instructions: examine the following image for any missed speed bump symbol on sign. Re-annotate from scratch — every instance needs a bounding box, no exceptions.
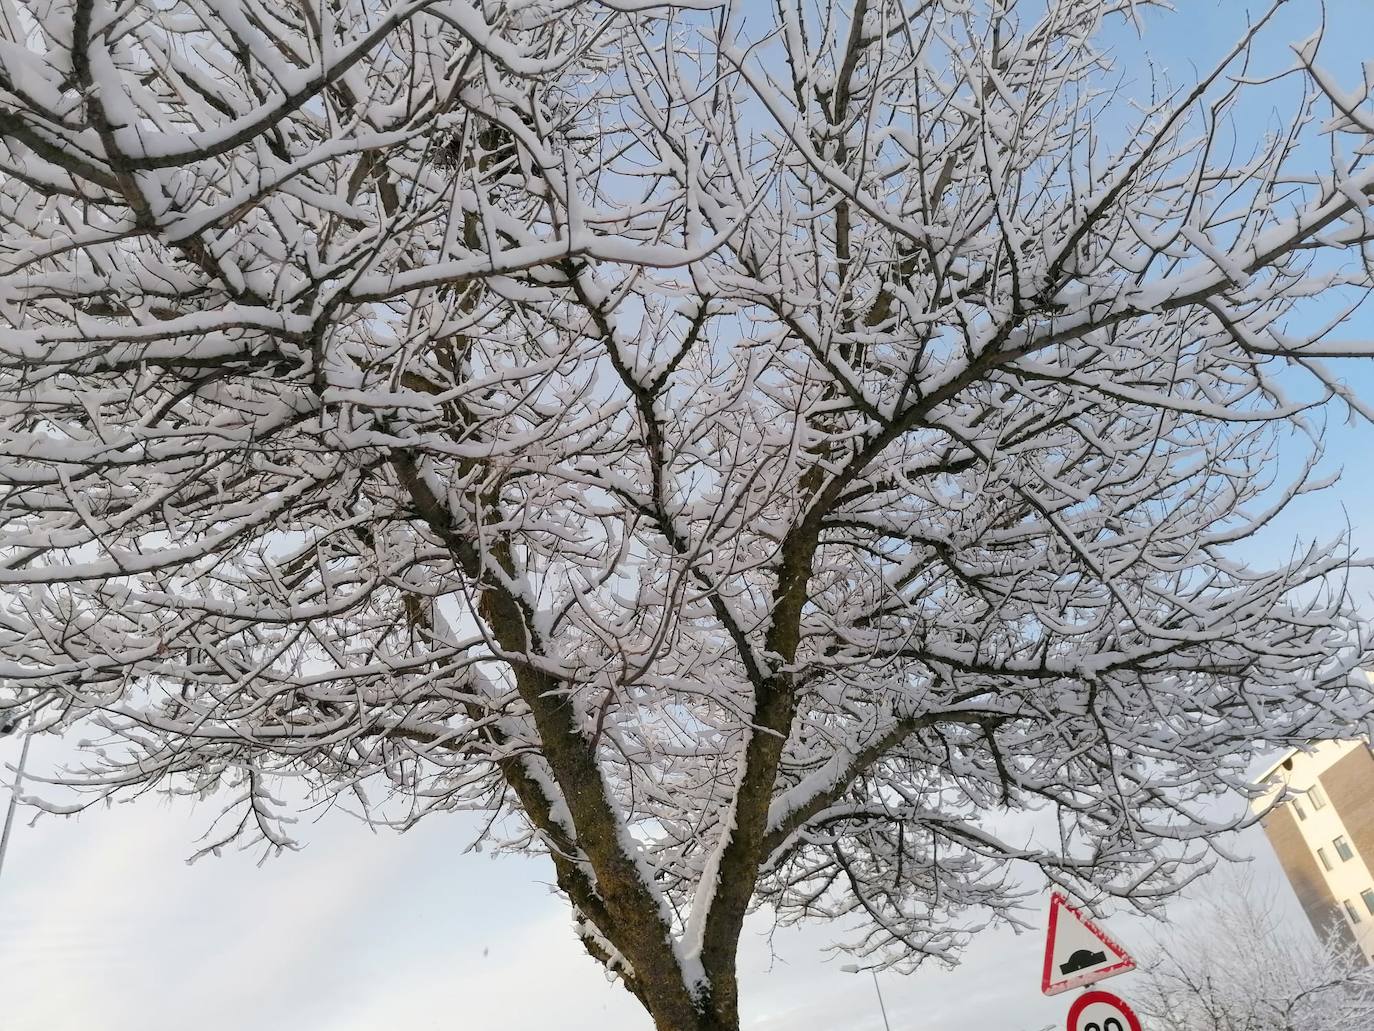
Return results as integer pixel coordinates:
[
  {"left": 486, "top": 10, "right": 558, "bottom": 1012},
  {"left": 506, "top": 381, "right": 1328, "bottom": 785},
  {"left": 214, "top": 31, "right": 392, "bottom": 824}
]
[{"left": 1042, "top": 893, "right": 1136, "bottom": 995}]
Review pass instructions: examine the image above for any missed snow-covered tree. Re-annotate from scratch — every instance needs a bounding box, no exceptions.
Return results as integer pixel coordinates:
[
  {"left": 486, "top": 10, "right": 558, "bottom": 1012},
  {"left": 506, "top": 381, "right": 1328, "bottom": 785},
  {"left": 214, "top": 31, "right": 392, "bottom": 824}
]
[
  {"left": 2, "top": 0, "right": 1374, "bottom": 1027},
  {"left": 1136, "top": 873, "right": 1374, "bottom": 1031}
]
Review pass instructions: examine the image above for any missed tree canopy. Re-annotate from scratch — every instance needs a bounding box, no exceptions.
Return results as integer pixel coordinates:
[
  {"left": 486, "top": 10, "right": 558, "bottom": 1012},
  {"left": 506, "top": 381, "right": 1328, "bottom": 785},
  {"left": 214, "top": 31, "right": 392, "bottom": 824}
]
[
  {"left": 1, "top": 0, "right": 1373, "bottom": 1027},
  {"left": 1136, "top": 873, "right": 1374, "bottom": 1031}
]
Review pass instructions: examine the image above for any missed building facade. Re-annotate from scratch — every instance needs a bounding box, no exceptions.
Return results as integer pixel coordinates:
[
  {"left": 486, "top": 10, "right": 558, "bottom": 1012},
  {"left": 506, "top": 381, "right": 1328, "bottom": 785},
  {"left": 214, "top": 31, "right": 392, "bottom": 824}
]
[{"left": 1253, "top": 740, "right": 1374, "bottom": 962}]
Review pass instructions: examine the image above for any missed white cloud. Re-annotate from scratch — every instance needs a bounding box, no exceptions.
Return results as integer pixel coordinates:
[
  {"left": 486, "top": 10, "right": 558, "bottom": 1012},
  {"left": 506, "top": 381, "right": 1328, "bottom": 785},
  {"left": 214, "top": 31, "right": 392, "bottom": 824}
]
[{"left": 0, "top": 755, "right": 1314, "bottom": 1031}]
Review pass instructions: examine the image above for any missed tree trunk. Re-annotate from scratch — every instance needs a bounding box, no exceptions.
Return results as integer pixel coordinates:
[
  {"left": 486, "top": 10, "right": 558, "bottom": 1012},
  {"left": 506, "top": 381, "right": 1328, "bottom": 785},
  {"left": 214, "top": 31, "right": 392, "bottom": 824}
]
[
  {"left": 637, "top": 965, "right": 742, "bottom": 1031},
  {"left": 645, "top": 999, "right": 738, "bottom": 1031}
]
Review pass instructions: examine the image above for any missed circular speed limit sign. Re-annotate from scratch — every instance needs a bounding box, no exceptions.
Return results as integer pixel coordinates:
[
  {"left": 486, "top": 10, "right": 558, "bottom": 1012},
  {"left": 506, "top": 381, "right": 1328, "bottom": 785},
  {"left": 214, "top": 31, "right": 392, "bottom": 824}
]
[{"left": 1066, "top": 990, "right": 1143, "bottom": 1031}]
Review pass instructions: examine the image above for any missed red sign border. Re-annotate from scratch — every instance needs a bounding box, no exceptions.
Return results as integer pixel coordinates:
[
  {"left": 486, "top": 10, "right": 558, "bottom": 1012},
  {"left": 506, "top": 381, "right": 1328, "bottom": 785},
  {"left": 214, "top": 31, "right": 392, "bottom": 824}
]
[
  {"left": 1042, "top": 893, "right": 1136, "bottom": 995},
  {"left": 1066, "top": 989, "right": 1143, "bottom": 1031}
]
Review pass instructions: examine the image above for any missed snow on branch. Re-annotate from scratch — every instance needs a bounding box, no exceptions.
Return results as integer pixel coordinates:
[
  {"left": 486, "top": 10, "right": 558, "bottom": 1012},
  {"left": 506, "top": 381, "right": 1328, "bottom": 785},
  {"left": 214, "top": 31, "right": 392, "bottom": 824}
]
[{"left": 1, "top": 0, "right": 1373, "bottom": 1026}]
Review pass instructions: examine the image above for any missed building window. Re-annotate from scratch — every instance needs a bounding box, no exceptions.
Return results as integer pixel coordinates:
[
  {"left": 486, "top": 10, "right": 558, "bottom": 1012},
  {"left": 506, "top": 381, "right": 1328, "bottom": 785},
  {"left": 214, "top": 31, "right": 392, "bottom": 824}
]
[
  {"left": 1318, "top": 847, "right": 1334, "bottom": 871},
  {"left": 1335, "top": 836, "right": 1355, "bottom": 862},
  {"left": 1344, "top": 899, "right": 1362, "bottom": 925},
  {"left": 1293, "top": 799, "right": 1307, "bottom": 820},
  {"left": 1310, "top": 785, "right": 1329, "bottom": 810},
  {"left": 1362, "top": 889, "right": 1374, "bottom": 916}
]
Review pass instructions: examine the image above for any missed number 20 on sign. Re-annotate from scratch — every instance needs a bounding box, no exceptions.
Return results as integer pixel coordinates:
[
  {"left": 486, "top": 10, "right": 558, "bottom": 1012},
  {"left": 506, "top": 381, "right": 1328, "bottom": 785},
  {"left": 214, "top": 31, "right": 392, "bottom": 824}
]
[{"left": 1066, "top": 990, "right": 1142, "bottom": 1031}]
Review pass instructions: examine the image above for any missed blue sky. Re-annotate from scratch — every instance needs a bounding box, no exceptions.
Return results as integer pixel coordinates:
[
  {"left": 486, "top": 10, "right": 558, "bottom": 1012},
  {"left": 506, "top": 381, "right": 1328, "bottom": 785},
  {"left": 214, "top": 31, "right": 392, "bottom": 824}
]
[{"left": 4, "top": 2, "right": 1374, "bottom": 1029}]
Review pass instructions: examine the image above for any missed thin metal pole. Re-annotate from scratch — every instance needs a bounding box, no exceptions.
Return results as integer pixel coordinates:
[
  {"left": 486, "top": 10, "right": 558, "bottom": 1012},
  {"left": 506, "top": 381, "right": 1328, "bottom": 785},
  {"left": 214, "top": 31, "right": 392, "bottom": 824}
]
[
  {"left": 0, "top": 721, "right": 33, "bottom": 884},
  {"left": 872, "top": 970, "right": 892, "bottom": 1031}
]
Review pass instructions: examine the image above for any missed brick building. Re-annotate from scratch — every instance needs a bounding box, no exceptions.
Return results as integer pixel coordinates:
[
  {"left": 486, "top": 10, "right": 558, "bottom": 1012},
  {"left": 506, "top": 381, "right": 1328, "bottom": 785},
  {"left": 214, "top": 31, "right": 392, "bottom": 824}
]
[{"left": 1253, "top": 740, "right": 1374, "bottom": 962}]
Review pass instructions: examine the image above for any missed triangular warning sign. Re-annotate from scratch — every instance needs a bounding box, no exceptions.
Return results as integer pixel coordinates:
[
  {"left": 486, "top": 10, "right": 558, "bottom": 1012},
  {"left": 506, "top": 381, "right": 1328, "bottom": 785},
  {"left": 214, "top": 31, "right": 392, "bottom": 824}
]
[{"left": 1041, "top": 893, "right": 1135, "bottom": 996}]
